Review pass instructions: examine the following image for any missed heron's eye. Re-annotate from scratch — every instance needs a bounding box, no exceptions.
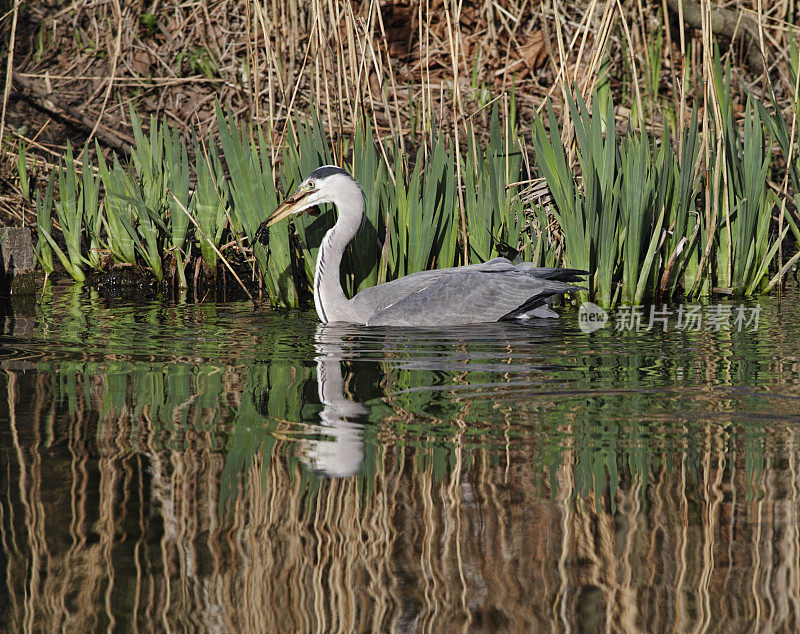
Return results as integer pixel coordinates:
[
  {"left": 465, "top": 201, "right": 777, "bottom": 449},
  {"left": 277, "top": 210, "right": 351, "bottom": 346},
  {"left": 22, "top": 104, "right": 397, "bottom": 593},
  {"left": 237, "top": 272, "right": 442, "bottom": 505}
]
[{"left": 307, "top": 180, "right": 316, "bottom": 189}]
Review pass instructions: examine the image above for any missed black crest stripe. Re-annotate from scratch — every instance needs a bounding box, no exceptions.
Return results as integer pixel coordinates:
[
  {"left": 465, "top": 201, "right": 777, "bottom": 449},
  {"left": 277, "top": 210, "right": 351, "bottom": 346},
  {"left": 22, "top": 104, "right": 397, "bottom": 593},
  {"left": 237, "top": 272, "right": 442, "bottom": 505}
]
[{"left": 309, "top": 166, "right": 349, "bottom": 180}]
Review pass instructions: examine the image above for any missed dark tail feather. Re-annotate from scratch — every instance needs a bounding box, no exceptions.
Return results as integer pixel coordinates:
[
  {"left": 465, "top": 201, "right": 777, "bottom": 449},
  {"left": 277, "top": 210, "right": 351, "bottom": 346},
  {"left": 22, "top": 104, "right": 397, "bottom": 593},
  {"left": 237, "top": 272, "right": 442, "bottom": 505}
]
[
  {"left": 517, "top": 265, "right": 589, "bottom": 283},
  {"left": 500, "top": 279, "right": 587, "bottom": 320}
]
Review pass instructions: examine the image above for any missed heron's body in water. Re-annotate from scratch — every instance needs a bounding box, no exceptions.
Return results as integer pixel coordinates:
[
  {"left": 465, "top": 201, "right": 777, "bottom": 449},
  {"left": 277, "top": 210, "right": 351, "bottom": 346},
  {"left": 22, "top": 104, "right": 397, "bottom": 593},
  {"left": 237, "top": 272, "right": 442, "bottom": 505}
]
[{"left": 258, "top": 165, "right": 585, "bottom": 327}]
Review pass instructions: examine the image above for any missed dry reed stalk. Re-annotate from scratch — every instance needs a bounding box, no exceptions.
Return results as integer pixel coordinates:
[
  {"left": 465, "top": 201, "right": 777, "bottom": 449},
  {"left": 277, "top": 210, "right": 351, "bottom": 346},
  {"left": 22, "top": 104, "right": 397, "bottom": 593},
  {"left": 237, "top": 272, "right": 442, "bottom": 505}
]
[
  {"left": 579, "top": 0, "right": 616, "bottom": 103},
  {"left": 690, "top": 0, "right": 716, "bottom": 298},
  {"left": 0, "top": 0, "right": 20, "bottom": 155},
  {"left": 86, "top": 0, "right": 122, "bottom": 148},
  {"left": 776, "top": 40, "right": 800, "bottom": 297},
  {"left": 442, "top": 0, "right": 469, "bottom": 263},
  {"left": 168, "top": 190, "right": 255, "bottom": 304},
  {"left": 569, "top": 0, "right": 600, "bottom": 90},
  {"left": 372, "top": 2, "right": 406, "bottom": 161},
  {"left": 549, "top": 0, "right": 573, "bottom": 144},
  {"left": 615, "top": 0, "right": 645, "bottom": 126}
]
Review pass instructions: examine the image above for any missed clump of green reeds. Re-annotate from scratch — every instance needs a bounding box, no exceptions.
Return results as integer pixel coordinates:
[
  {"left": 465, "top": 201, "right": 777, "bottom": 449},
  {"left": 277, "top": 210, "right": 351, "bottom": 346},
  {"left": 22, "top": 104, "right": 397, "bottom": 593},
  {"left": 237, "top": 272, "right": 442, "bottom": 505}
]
[
  {"left": 29, "top": 101, "right": 534, "bottom": 306},
  {"left": 756, "top": 40, "right": 800, "bottom": 286},
  {"left": 531, "top": 59, "right": 797, "bottom": 307},
  {"left": 29, "top": 71, "right": 799, "bottom": 308},
  {"left": 35, "top": 143, "right": 100, "bottom": 283}
]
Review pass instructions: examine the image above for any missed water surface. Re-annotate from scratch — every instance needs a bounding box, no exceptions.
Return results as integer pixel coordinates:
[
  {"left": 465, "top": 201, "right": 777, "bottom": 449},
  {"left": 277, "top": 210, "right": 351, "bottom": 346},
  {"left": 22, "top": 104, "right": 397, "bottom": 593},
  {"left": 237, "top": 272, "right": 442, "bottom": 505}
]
[{"left": 2, "top": 284, "right": 800, "bottom": 631}]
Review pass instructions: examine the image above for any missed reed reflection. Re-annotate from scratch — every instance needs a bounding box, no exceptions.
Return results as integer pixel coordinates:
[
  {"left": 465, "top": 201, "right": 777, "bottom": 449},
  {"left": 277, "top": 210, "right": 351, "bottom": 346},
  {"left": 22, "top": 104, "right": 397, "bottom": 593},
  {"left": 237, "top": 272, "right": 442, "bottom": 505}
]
[{"left": 2, "top": 288, "right": 800, "bottom": 631}]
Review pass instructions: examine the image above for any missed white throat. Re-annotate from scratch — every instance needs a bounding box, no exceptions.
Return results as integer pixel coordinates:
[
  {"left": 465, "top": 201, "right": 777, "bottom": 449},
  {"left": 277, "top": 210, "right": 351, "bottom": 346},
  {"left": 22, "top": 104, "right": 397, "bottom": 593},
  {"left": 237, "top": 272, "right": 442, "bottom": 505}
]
[{"left": 311, "top": 179, "right": 365, "bottom": 323}]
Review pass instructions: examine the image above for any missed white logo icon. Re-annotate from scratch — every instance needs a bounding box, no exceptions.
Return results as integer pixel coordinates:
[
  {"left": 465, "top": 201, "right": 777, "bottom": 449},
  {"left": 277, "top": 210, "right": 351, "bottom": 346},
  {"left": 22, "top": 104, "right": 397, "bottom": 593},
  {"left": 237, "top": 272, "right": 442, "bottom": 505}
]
[{"left": 578, "top": 302, "right": 609, "bottom": 333}]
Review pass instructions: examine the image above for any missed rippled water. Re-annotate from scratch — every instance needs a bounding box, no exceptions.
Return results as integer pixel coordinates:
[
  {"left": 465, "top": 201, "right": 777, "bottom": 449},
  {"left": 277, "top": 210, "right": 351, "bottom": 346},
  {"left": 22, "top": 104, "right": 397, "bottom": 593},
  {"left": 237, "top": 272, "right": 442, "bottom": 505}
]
[{"left": 2, "top": 283, "right": 800, "bottom": 631}]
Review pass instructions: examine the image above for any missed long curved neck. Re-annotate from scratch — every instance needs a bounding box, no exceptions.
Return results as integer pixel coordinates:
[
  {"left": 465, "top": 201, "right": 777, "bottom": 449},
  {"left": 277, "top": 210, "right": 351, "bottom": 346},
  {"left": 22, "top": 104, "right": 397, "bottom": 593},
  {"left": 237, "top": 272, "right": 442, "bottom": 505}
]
[{"left": 314, "top": 185, "right": 363, "bottom": 323}]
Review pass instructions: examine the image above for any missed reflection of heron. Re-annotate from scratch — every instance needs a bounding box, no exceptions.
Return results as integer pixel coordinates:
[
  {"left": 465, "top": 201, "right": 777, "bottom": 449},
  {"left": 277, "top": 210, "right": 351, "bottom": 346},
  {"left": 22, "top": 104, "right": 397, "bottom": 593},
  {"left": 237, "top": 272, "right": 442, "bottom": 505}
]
[
  {"left": 257, "top": 166, "right": 585, "bottom": 327},
  {"left": 302, "top": 324, "right": 368, "bottom": 478},
  {"left": 301, "top": 320, "right": 565, "bottom": 477}
]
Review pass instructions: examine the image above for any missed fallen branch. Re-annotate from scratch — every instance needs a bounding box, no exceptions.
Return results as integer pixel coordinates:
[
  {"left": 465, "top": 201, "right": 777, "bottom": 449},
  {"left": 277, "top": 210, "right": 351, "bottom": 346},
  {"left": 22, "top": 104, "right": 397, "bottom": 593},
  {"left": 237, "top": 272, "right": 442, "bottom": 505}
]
[
  {"left": 11, "top": 71, "right": 134, "bottom": 155},
  {"left": 663, "top": 0, "right": 764, "bottom": 74}
]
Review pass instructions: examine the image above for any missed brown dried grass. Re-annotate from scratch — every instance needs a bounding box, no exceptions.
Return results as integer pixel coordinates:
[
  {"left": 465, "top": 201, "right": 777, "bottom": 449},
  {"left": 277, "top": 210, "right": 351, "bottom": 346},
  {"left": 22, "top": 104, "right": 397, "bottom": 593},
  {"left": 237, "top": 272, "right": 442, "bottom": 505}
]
[
  {"left": 2, "top": 2, "right": 797, "bottom": 142},
  {"left": 0, "top": 0, "right": 798, "bottom": 223}
]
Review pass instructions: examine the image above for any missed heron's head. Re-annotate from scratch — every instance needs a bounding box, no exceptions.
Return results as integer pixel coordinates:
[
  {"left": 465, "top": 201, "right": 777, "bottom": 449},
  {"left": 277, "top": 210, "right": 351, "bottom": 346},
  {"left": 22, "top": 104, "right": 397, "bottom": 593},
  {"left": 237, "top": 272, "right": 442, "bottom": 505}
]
[{"left": 263, "top": 165, "right": 360, "bottom": 228}]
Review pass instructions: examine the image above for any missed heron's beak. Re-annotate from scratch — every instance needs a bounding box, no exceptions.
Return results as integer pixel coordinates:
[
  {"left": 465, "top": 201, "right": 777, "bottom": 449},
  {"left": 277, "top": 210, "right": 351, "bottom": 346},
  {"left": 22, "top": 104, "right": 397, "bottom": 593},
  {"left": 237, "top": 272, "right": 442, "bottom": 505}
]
[
  {"left": 265, "top": 185, "right": 313, "bottom": 227},
  {"left": 254, "top": 184, "right": 320, "bottom": 246}
]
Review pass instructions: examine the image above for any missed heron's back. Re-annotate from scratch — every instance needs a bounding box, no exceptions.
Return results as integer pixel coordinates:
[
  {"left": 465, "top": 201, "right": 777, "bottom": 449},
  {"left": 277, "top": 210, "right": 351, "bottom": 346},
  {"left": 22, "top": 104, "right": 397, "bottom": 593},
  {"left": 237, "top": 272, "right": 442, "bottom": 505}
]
[{"left": 347, "top": 258, "right": 585, "bottom": 327}]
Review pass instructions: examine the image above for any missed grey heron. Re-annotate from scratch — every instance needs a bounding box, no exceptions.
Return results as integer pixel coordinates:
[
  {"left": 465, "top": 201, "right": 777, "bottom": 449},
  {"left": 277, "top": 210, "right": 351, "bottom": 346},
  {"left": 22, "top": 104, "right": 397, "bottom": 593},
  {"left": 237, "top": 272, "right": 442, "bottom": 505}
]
[{"left": 257, "top": 165, "right": 585, "bottom": 327}]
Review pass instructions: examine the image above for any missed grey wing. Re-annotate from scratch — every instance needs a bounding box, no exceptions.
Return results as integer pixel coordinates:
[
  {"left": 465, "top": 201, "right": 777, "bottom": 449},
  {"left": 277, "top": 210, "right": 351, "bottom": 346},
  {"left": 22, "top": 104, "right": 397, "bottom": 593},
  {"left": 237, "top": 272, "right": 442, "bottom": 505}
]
[
  {"left": 365, "top": 270, "right": 577, "bottom": 327},
  {"left": 348, "top": 258, "right": 513, "bottom": 317}
]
